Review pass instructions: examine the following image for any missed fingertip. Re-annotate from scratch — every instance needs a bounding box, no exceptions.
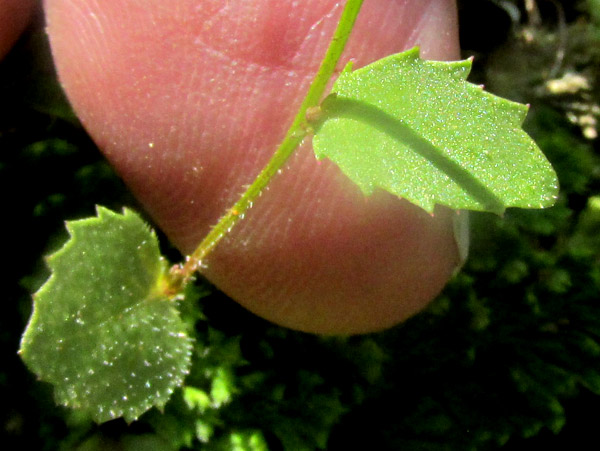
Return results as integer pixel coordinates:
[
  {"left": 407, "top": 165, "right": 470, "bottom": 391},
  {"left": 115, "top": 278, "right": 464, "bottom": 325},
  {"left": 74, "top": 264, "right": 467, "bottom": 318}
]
[{"left": 44, "top": 0, "right": 463, "bottom": 335}]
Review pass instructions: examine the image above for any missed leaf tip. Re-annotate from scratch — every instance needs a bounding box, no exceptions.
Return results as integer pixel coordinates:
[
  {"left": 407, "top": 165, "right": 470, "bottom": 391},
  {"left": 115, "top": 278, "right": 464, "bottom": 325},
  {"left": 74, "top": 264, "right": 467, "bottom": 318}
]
[
  {"left": 94, "top": 204, "right": 113, "bottom": 219},
  {"left": 403, "top": 46, "right": 421, "bottom": 61},
  {"left": 494, "top": 207, "right": 507, "bottom": 217},
  {"left": 341, "top": 60, "right": 354, "bottom": 74}
]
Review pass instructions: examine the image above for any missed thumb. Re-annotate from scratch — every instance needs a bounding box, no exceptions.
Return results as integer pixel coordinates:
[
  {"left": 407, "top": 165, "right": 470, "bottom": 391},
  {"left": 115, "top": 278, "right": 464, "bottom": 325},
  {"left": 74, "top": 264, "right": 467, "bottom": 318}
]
[{"left": 44, "top": 0, "right": 462, "bottom": 335}]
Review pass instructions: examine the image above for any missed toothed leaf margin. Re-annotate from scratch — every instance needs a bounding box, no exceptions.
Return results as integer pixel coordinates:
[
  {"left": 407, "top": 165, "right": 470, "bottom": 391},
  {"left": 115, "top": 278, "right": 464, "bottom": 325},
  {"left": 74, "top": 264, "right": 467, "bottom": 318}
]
[{"left": 20, "top": 207, "right": 193, "bottom": 423}]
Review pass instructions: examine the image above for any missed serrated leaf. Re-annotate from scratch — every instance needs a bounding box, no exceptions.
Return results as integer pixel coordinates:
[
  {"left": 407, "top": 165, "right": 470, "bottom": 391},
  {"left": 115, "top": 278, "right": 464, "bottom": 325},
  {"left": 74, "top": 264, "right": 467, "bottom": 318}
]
[
  {"left": 20, "top": 206, "right": 192, "bottom": 423},
  {"left": 312, "top": 47, "right": 559, "bottom": 214}
]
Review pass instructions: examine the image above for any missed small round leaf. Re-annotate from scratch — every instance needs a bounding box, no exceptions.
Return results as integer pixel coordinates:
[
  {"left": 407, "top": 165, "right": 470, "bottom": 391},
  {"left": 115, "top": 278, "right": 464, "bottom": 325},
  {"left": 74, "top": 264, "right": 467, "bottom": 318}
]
[{"left": 20, "top": 207, "right": 193, "bottom": 423}]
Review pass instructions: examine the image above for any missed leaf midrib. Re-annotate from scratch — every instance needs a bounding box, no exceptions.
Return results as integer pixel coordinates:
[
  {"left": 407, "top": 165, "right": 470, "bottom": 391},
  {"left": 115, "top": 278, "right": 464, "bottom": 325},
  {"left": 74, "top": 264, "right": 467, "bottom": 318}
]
[{"left": 319, "top": 95, "right": 506, "bottom": 214}]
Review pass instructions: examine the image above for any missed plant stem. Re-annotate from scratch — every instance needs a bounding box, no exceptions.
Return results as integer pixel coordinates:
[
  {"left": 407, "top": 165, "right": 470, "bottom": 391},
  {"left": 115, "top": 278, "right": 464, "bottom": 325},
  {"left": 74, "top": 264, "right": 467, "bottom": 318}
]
[{"left": 171, "top": 0, "right": 365, "bottom": 287}]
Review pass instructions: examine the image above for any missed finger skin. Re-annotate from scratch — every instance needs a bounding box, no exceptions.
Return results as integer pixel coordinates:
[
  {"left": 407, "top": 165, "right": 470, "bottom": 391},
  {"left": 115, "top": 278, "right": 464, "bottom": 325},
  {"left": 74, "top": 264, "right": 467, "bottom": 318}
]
[
  {"left": 0, "top": 0, "right": 35, "bottom": 59},
  {"left": 44, "top": 0, "right": 461, "bottom": 334}
]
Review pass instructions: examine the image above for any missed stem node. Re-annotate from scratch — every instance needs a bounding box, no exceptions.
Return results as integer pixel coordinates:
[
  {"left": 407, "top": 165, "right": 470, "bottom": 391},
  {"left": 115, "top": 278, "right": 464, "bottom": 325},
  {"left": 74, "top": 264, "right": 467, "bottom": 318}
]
[{"left": 177, "top": 0, "right": 365, "bottom": 286}]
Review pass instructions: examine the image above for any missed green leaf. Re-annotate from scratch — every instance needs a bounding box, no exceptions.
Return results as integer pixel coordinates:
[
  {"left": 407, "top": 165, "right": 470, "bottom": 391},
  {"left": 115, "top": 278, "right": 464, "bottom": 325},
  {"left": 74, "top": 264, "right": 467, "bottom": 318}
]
[
  {"left": 312, "top": 47, "right": 559, "bottom": 215},
  {"left": 20, "top": 207, "right": 192, "bottom": 423}
]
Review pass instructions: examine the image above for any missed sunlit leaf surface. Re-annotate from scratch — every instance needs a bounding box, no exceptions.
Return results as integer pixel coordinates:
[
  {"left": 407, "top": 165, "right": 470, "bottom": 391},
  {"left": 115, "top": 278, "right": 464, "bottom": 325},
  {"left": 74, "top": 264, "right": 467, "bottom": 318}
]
[
  {"left": 313, "top": 47, "right": 559, "bottom": 214},
  {"left": 20, "top": 207, "right": 192, "bottom": 423}
]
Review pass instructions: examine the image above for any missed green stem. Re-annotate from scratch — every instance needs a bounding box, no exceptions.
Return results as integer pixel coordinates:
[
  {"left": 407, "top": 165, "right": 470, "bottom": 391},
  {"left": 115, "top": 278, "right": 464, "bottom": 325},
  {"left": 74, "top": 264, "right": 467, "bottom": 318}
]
[{"left": 172, "top": 0, "right": 364, "bottom": 285}]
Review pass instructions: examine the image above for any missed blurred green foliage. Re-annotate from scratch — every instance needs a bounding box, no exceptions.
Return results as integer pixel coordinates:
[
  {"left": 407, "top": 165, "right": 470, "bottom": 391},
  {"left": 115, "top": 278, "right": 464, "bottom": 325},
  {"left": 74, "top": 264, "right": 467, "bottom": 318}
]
[{"left": 2, "top": 1, "right": 599, "bottom": 449}]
